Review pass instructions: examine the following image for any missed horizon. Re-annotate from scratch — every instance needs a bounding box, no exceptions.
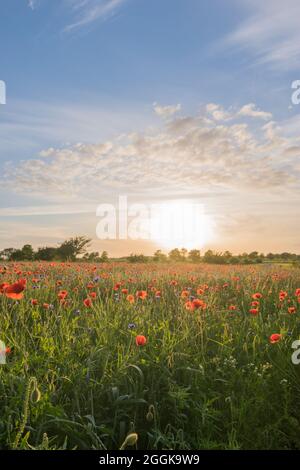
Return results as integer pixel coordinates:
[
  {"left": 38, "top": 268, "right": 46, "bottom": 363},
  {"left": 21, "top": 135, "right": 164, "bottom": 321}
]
[{"left": 1, "top": 1, "right": 300, "bottom": 255}]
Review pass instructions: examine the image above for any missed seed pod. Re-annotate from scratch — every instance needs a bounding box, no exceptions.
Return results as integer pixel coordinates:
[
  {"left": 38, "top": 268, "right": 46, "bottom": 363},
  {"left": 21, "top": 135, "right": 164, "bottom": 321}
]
[
  {"left": 146, "top": 404, "right": 155, "bottom": 422},
  {"left": 30, "top": 385, "right": 41, "bottom": 403}
]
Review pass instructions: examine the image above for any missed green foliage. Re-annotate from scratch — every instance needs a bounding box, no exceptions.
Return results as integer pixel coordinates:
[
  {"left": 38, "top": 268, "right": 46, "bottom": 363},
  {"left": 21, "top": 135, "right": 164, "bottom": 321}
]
[{"left": 0, "top": 262, "right": 300, "bottom": 450}]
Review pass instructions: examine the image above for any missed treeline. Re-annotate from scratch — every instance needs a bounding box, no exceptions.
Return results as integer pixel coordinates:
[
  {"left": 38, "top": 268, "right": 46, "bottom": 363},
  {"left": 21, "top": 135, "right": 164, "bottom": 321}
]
[
  {"left": 0, "top": 239, "right": 299, "bottom": 264},
  {"left": 0, "top": 237, "right": 107, "bottom": 262},
  {"left": 127, "top": 249, "right": 300, "bottom": 265}
]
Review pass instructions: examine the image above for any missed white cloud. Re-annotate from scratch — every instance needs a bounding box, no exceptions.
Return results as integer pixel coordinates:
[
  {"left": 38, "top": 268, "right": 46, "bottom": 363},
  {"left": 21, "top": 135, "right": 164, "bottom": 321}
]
[
  {"left": 153, "top": 103, "right": 181, "bottom": 119},
  {"left": 226, "top": 0, "right": 300, "bottom": 70},
  {"left": 2, "top": 102, "right": 298, "bottom": 203},
  {"left": 237, "top": 103, "right": 272, "bottom": 120},
  {"left": 28, "top": 0, "right": 36, "bottom": 9},
  {"left": 64, "top": 0, "right": 126, "bottom": 32}
]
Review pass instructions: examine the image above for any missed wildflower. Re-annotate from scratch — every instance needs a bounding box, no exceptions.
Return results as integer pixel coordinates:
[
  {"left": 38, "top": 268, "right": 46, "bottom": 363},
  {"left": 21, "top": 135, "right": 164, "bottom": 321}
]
[
  {"left": 31, "top": 299, "right": 38, "bottom": 306},
  {"left": 128, "top": 323, "right": 136, "bottom": 330},
  {"left": 121, "top": 288, "right": 128, "bottom": 295},
  {"left": 269, "top": 333, "right": 282, "bottom": 344},
  {"left": 252, "top": 293, "right": 262, "bottom": 300},
  {"left": 136, "top": 290, "right": 147, "bottom": 300},
  {"left": 288, "top": 306, "right": 296, "bottom": 314},
  {"left": 3, "top": 279, "right": 27, "bottom": 300},
  {"left": 83, "top": 298, "right": 92, "bottom": 308},
  {"left": 135, "top": 335, "right": 147, "bottom": 346},
  {"left": 126, "top": 294, "right": 135, "bottom": 304},
  {"left": 58, "top": 290, "right": 68, "bottom": 300},
  {"left": 279, "top": 290, "right": 288, "bottom": 301},
  {"left": 181, "top": 290, "right": 189, "bottom": 299},
  {"left": 89, "top": 292, "right": 97, "bottom": 299},
  {"left": 249, "top": 308, "right": 259, "bottom": 315},
  {"left": 228, "top": 305, "right": 237, "bottom": 311}
]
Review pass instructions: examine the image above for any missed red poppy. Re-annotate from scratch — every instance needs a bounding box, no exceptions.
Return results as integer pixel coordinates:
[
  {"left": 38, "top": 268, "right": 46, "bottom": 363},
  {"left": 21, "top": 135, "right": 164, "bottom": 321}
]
[
  {"left": 135, "top": 335, "right": 147, "bottom": 346},
  {"left": 181, "top": 290, "right": 189, "bottom": 299},
  {"left": 89, "top": 292, "right": 97, "bottom": 299},
  {"left": 228, "top": 305, "right": 237, "bottom": 311},
  {"left": 3, "top": 279, "right": 27, "bottom": 299},
  {"left": 58, "top": 290, "right": 68, "bottom": 300},
  {"left": 83, "top": 298, "right": 92, "bottom": 308},
  {"left": 249, "top": 308, "right": 259, "bottom": 315},
  {"left": 252, "top": 293, "right": 262, "bottom": 300},
  {"left": 31, "top": 299, "right": 38, "bottom": 306},
  {"left": 269, "top": 333, "right": 282, "bottom": 344},
  {"left": 136, "top": 290, "right": 147, "bottom": 300},
  {"left": 126, "top": 294, "right": 135, "bottom": 304},
  {"left": 288, "top": 306, "right": 296, "bottom": 314},
  {"left": 121, "top": 288, "right": 128, "bottom": 295}
]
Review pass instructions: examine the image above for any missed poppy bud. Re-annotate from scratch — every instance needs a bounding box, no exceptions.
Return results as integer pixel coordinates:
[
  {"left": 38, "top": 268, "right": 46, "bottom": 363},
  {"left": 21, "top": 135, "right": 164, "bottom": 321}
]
[{"left": 119, "top": 432, "right": 138, "bottom": 450}]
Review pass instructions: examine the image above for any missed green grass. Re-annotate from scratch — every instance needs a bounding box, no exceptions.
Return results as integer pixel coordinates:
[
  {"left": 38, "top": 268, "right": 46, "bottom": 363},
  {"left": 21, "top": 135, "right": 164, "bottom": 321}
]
[{"left": 0, "top": 262, "right": 300, "bottom": 450}]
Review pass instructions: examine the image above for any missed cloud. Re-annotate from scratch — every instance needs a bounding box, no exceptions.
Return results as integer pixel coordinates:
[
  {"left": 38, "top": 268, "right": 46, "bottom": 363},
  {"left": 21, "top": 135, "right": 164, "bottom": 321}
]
[
  {"left": 64, "top": 0, "right": 126, "bottom": 32},
  {"left": 226, "top": 0, "right": 300, "bottom": 70},
  {"left": 2, "top": 102, "right": 298, "bottom": 204},
  {"left": 237, "top": 103, "right": 272, "bottom": 120},
  {"left": 28, "top": 0, "right": 35, "bottom": 9},
  {"left": 153, "top": 103, "right": 181, "bottom": 119}
]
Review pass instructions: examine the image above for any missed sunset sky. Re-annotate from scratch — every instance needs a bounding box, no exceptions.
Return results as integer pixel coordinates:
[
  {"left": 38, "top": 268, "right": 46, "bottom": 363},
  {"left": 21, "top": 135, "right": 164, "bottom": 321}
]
[{"left": 0, "top": 0, "right": 300, "bottom": 256}]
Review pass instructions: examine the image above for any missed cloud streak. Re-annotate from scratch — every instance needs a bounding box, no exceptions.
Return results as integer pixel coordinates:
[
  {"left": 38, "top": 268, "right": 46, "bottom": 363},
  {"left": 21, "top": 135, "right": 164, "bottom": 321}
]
[
  {"left": 226, "top": 0, "right": 300, "bottom": 70},
  {"left": 64, "top": 0, "right": 126, "bottom": 32}
]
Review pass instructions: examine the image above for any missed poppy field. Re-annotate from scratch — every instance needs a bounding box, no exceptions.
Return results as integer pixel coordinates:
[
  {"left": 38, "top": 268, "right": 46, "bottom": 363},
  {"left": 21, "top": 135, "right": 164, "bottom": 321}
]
[{"left": 1, "top": 261, "right": 300, "bottom": 450}]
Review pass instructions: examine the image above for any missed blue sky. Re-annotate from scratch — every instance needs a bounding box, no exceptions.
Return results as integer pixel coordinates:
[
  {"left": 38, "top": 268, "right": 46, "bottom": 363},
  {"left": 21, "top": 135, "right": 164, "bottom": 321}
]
[{"left": 0, "top": 0, "right": 300, "bottom": 254}]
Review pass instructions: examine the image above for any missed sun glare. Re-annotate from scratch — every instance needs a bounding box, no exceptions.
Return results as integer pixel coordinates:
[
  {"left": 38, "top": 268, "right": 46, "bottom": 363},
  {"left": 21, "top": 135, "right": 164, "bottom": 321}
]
[{"left": 150, "top": 200, "right": 214, "bottom": 251}]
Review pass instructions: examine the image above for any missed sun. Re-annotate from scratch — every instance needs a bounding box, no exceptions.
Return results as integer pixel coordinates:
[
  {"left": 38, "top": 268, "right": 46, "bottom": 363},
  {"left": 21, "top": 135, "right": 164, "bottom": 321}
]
[{"left": 150, "top": 200, "right": 214, "bottom": 251}]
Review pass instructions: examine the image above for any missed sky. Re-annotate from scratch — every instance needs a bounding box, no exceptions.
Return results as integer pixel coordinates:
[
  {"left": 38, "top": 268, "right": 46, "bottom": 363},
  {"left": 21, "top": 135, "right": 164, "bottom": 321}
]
[{"left": 0, "top": 0, "right": 300, "bottom": 256}]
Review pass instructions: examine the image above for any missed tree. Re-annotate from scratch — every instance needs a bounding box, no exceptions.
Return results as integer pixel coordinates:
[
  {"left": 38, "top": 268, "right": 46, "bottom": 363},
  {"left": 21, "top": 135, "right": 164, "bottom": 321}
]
[
  {"left": 21, "top": 244, "right": 34, "bottom": 260},
  {"left": 100, "top": 251, "right": 109, "bottom": 262},
  {"left": 168, "top": 248, "right": 185, "bottom": 262},
  {"left": 35, "top": 247, "right": 57, "bottom": 261},
  {"left": 153, "top": 250, "right": 167, "bottom": 262},
  {"left": 56, "top": 236, "right": 91, "bottom": 261},
  {"left": 188, "top": 249, "right": 201, "bottom": 263},
  {"left": 127, "top": 253, "right": 148, "bottom": 263}
]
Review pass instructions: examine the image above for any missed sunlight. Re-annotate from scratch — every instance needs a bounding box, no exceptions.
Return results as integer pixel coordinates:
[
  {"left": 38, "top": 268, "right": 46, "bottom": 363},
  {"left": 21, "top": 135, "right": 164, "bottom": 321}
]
[{"left": 150, "top": 200, "right": 214, "bottom": 251}]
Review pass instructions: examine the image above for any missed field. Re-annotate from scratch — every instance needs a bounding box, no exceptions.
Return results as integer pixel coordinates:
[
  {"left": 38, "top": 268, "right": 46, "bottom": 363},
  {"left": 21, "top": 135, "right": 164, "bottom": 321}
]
[{"left": 1, "top": 261, "right": 300, "bottom": 450}]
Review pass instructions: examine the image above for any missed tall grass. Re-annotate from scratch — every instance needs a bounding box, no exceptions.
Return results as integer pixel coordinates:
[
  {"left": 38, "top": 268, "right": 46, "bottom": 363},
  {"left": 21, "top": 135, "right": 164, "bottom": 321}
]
[{"left": 0, "top": 262, "right": 299, "bottom": 449}]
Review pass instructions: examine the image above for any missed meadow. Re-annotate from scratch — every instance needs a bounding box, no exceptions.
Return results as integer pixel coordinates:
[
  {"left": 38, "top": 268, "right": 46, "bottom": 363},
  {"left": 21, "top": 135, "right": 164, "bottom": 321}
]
[{"left": 0, "top": 261, "right": 300, "bottom": 450}]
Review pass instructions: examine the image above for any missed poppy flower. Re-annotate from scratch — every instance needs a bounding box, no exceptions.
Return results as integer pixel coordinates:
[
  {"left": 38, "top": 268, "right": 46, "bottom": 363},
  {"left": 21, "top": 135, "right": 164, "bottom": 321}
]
[
  {"left": 269, "top": 333, "right": 282, "bottom": 344},
  {"left": 31, "top": 299, "right": 38, "bottom": 306},
  {"left": 83, "top": 298, "right": 92, "bottom": 308},
  {"left": 89, "top": 292, "right": 97, "bottom": 299},
  {"left": 181, "top": 290, "right": 189, "bottom": 299},
  {"left": 126, "top": 294, "right": 135, "bottom": 304},
  {"left": 279, "top": 290, "right": 288, "bottom": 301},
  {"left": 135, "top": 335, "right": 147, "bottom": 346},
  {"left": 228, "top": 305, "right": 237, "bottom": 311},
  {"left": 121, "top": 288, "right": 128, "bottom": 295},
  {"left": 4, "top": 279, "right": 27, "bottom": 300},
  {"left": 58, "top": 290, "right": 68, "bottom": 300},
  {"left": 136, "top": 290, "right": 147, "bottom": 300},
  {"left": 249, "top": 308, "right": 259, "bottom": 315},
  {"left": 192, "top": 299, "right": 206, "bottom": 310},
  {"left": 252, "top": 293, "right": 262, "bottom": 300},
  {"left": 288, "top": 306, "right": 296, "bottom": 314}
]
